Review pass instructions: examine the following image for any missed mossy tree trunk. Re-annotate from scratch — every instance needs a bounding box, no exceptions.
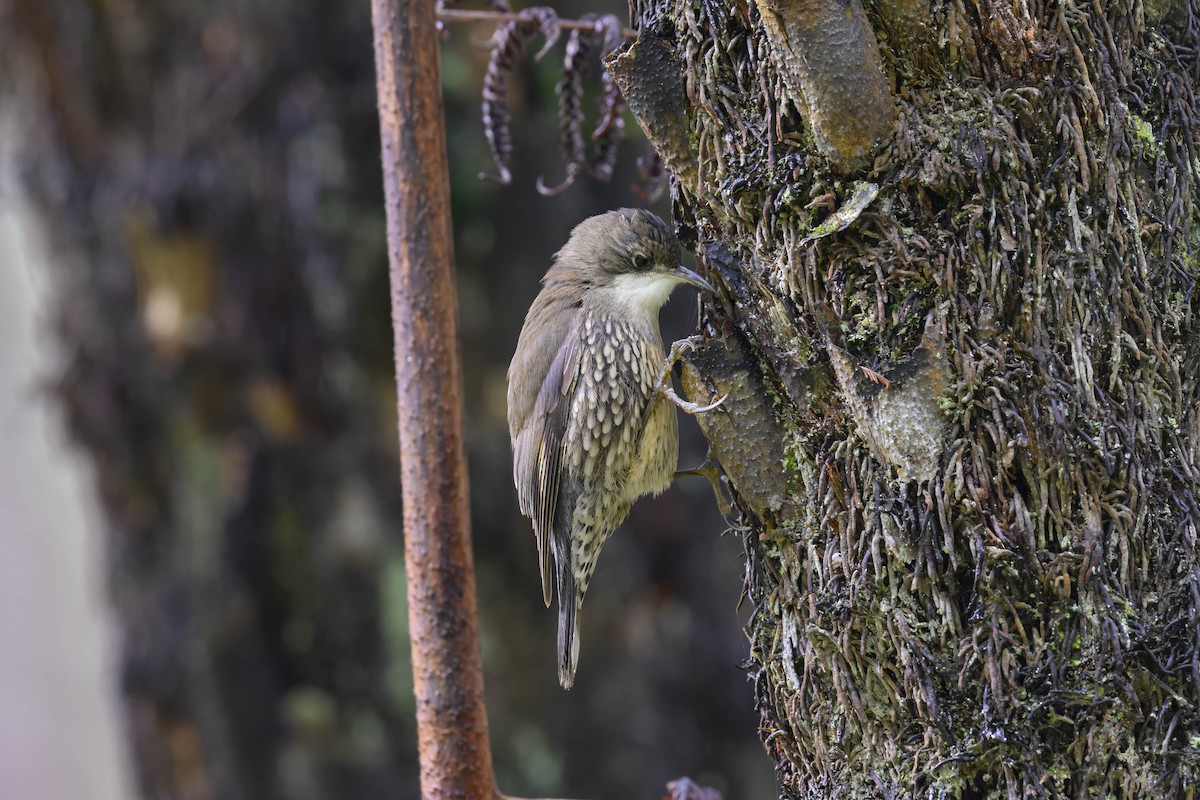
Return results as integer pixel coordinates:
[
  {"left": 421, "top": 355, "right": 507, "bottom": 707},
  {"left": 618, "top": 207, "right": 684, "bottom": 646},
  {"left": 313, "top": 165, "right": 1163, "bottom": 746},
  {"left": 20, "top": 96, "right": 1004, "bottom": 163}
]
[{"left": 613, "top": 0, "right": 1200, "bottom": 795}]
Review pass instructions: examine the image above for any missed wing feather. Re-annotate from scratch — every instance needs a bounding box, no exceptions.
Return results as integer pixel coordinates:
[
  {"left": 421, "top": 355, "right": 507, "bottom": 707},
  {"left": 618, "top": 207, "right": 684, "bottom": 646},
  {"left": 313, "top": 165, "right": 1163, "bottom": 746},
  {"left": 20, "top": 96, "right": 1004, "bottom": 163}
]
[
  {"left": 508, "top": 306, "right": 581, "bottom": 607},
  {"left": 533, "top": 331, "right": 580, "bottom": 605}
]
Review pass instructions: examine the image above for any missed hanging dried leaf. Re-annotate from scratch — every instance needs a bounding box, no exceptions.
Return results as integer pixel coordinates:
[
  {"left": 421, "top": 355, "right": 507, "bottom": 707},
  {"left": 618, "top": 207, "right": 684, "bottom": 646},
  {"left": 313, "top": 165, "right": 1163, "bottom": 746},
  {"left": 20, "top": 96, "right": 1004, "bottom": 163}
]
[
  {"left": 537, "top": 18, "right": 597, "bottom": 196},
  {"left": 587, "top": 71, "right": 625, "bottom": 182},
  {"left": 525, "top": 6, "right": 562, "bottom": 60},
  {"left": 586, "top": 15, "right": 627, "bottom": 183},
  {"left": 480, "top": 7, "right": 559, "bottom": 184},
  {"left": 631, "top": 148, "right": 666, "bottom": 201},
  {"left": 593, "top": 13, "right": 625, "bottom": 55}
]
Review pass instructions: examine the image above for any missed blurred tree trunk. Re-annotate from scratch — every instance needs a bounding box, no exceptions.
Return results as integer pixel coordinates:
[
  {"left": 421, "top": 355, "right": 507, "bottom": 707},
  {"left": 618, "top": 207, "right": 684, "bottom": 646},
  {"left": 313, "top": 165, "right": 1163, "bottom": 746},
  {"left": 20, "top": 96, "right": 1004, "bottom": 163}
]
[
  {"left": 3, "top": 3, "right": 418, "bottom": 799},
  {"left": 612, "top": 0, "right": 1200, "bottom": 796},
  {"left": 3, "top": 0, "right": 773, "bottom": 797}
]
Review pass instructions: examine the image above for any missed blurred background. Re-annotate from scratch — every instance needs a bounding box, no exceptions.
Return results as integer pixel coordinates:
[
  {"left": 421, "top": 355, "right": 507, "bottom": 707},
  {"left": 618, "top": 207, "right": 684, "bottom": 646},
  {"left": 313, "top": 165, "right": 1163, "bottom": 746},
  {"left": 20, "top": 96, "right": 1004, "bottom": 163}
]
[{"left": 0, "top": 0, "right": 774, "bottom": 798}]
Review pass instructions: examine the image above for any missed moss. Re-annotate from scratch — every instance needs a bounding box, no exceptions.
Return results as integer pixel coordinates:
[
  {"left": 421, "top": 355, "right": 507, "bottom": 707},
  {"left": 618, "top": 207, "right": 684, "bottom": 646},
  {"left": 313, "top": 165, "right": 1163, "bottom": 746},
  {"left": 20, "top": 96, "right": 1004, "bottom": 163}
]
[{"left": 1129, "top": 113, "right": 1164, "bottom": 160}]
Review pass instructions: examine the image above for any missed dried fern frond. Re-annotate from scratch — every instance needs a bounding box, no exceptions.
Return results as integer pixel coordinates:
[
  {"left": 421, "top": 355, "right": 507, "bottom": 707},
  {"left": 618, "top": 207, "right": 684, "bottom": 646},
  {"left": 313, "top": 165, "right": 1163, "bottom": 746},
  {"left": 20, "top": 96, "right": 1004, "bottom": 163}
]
[
  {"left": 524, "top": 6, "right": 561, "bottom": 60},
  {"left": 587, "top": 70, "right": 625, "bottom": 182},
  {"left": 632, "top": 148, "right": 666, "bottom": 201},
  {"left": 480, "top": 7, "right": 559, "bottom": 184},
  {"left": 586, "top": 15, "right": 627, "bottom": 183},
  {"left": 592, "top": 13, "right": 624, "bottom": 55},
  {"left": 537, "top": 17, "right": 597, "bottom": 196}
]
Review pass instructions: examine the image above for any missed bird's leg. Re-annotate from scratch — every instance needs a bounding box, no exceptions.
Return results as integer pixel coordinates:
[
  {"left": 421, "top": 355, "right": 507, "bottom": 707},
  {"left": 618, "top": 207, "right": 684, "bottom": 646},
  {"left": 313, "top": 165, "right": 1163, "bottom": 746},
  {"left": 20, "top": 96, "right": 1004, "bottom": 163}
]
[
  {"left": 656, "top": 336, "right": 728, "bottom": 415},
  {"left": 674, "top": 450, "right": 734, "bottom": 518}
]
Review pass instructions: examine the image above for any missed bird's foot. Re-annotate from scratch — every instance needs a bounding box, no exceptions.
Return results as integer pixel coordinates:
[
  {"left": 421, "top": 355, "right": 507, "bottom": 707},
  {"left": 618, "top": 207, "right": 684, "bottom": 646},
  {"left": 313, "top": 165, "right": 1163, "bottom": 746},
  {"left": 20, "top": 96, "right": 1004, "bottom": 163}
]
[
  {"left": 662, "top": 383, "right": 728, "bottom": 415},
  {"left": 656, "top": 336, "right": 728, "bottom": 415},
  {"left": 674, "top": 451, "right": 734, "bottom": 518},
  {"left": 654, "top": 336, "right": 700, "bottom": 392}
]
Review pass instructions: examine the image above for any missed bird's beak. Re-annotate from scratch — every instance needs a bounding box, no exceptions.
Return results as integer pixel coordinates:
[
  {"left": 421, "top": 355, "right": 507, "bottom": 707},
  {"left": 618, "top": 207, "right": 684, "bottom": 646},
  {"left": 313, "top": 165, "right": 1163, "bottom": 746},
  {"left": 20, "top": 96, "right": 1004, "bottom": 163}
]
[{"left": 671, "top": 265, "right": 715, "bottom": 293}]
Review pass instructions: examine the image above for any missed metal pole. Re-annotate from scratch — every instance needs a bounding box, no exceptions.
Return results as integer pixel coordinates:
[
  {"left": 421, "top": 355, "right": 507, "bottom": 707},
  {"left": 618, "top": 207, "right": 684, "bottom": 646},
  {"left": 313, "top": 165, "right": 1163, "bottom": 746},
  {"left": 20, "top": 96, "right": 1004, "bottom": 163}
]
[{"left": 370, "top": 0, "right": 497, "bottom": 796}]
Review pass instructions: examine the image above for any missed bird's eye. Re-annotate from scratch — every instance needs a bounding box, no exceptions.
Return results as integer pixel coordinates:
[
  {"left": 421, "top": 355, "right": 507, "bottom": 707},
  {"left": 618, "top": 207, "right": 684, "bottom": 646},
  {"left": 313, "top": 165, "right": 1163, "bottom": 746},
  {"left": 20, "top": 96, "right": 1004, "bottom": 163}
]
[{"left": 632, "top": 253, "right": 650, "bottom": 270}]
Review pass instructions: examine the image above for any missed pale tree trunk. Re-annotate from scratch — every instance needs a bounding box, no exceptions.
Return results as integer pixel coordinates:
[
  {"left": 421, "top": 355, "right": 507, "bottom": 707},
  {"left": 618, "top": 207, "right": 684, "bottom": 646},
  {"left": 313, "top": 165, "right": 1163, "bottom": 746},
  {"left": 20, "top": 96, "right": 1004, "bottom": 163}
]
[{"left": 612, "top": 0, "right": 1200, "bottom": 796}]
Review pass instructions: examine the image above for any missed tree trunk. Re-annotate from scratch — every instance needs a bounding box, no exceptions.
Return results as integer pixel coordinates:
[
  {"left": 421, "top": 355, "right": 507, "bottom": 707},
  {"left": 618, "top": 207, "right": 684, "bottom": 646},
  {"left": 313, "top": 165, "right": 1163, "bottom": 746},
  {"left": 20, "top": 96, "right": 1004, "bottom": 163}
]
[{"left": 612, "top": 0, "right": 1200, "bottom": 796}]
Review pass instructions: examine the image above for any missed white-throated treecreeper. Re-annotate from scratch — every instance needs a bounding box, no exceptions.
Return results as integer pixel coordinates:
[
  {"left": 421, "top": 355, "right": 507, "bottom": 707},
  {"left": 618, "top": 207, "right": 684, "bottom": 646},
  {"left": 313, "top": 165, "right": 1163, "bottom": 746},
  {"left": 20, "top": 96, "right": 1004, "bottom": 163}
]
[{"left": 507, "top": 208, "right": 713, "bottom": 688}]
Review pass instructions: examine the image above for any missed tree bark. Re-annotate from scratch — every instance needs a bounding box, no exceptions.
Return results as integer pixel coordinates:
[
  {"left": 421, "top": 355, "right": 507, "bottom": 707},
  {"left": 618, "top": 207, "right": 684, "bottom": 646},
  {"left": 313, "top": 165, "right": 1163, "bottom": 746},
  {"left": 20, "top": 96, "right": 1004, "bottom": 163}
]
[{"left": 615, "top": 1, "right": 1200, "bottom": 795}]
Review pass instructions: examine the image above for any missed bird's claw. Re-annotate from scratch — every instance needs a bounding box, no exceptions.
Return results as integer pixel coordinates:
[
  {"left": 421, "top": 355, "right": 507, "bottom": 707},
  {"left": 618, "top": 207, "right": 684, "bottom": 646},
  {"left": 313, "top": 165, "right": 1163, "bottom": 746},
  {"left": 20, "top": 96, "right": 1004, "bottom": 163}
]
[
  {"left": 654, "top": 336, "right": 700, "bottom": 392},
  {"left": 675, "top": 451, "right": 736, "bottom": 521},
  {"left": 661, "top": 384, "right": 728, "bottom": 415},
  {"left": 655, "top": 336, "right": 726, "bottom": 415}
]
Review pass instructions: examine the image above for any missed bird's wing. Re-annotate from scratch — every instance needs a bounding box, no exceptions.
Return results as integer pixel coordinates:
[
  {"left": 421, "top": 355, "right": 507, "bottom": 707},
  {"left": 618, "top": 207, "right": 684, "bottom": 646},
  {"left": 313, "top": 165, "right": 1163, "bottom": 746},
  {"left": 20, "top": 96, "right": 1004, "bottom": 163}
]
[
  {"left": 509, "top": 307, "right": 582, "bottom": 607},
  {"left": 534, "top": 331, "right": 582, "bottom": 607}
]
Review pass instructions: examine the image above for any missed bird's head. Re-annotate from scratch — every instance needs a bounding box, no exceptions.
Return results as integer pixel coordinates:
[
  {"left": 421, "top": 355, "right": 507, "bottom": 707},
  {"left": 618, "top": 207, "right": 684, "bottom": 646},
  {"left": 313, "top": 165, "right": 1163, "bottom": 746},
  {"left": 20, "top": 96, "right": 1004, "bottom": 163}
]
[{"left": 549, "top": 208, "right": 713, "bottom": 311}]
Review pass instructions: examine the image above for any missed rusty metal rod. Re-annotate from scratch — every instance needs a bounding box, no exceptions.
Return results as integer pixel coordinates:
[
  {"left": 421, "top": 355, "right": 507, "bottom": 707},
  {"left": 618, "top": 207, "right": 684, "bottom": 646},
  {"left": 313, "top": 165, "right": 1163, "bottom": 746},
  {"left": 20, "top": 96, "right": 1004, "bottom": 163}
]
[{"left": 370, "top": 0, "right": 498, "bottom": 797}]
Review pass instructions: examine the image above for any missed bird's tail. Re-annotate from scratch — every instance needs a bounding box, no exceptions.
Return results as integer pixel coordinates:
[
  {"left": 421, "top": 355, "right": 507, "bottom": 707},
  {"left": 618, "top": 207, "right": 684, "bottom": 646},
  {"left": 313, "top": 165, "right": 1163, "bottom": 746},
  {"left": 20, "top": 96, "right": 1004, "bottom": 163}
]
[
  {"left": 557, "top": 595, "right": 581, "bottom": 689},
  {"left": 553, "top": 534, "right": 580, "bottom": 689}
]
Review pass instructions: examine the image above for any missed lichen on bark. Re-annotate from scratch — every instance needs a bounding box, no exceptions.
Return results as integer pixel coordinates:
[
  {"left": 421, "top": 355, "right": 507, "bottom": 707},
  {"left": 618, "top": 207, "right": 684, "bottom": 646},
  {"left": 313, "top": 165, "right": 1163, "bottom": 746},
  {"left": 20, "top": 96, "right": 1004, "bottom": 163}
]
[{"left": 617, "top": 0, "right": 1200, "bottom": 795}]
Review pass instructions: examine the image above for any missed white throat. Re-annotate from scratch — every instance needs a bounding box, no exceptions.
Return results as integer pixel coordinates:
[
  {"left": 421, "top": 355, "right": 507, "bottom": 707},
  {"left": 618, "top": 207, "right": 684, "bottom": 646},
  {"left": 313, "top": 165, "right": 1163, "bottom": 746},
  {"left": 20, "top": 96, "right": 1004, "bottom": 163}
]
[{"left": 611, "top": 271, "right": 681, "bottom": 313}]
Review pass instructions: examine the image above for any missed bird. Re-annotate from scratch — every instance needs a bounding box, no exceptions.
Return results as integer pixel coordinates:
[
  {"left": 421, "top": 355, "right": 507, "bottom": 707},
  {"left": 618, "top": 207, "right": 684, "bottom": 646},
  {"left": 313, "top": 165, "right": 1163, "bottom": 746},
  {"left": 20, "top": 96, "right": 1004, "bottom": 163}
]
[{"left": 507, "top": 208, "right": 715, "bottom": 689}]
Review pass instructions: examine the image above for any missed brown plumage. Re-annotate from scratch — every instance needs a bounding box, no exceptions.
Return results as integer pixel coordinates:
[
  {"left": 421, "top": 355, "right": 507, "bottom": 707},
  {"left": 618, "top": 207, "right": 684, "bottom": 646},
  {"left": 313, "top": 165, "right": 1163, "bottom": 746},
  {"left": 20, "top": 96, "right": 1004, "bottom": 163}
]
[{"left": 507, "top": 209, "right": 712, "bottom": 688}]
